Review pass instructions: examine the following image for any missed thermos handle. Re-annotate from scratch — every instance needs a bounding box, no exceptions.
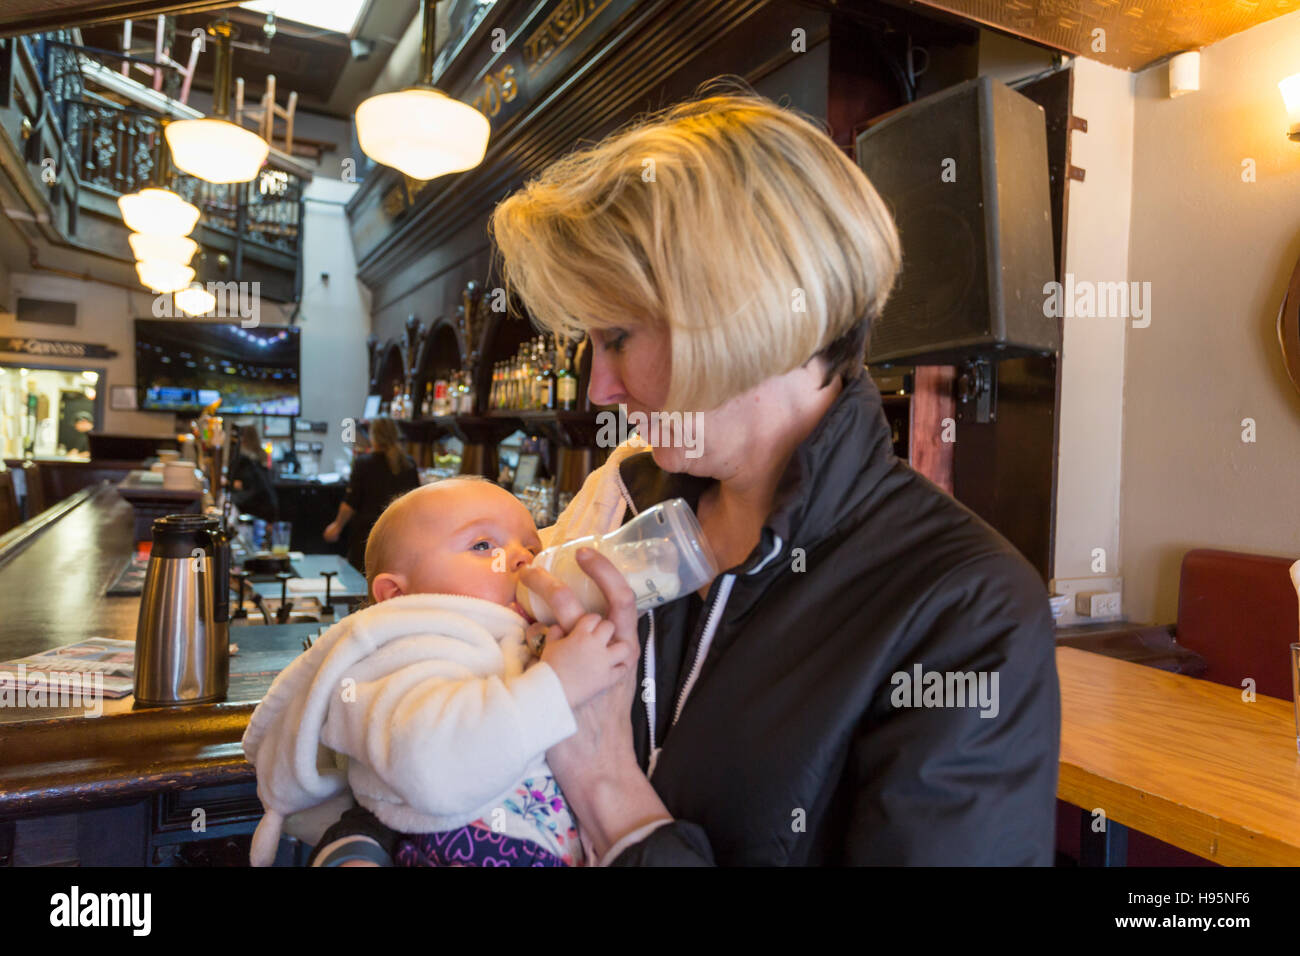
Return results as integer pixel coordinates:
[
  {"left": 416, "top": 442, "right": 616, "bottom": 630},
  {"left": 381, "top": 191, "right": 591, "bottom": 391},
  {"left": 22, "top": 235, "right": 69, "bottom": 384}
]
[{"left": 209, "top": 525, "right": 231, "bottom": 624}]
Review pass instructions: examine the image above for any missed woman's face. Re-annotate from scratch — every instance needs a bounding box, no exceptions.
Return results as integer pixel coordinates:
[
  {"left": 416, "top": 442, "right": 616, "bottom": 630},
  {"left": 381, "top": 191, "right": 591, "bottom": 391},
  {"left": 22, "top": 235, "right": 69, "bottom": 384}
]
[
  {"left": 586, "top": 321, "right": 838, "bottom": 482},
  {"left": 587, "top": 323, "right": 738, "bottom": 477}
]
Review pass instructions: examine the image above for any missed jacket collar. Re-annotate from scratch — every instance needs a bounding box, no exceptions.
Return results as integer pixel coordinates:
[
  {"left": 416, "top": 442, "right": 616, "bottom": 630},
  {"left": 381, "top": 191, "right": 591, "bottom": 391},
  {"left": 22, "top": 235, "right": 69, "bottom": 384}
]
[{"left": 618, "top": 372, "right": 898, "bottom": 577}]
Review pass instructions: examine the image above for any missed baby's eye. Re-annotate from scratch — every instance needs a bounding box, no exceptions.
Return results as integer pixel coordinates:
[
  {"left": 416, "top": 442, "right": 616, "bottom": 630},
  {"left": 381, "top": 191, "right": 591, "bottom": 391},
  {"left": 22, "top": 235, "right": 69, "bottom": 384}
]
[{"left": 471, "top": 540, "right": 493, "bottom": 552}]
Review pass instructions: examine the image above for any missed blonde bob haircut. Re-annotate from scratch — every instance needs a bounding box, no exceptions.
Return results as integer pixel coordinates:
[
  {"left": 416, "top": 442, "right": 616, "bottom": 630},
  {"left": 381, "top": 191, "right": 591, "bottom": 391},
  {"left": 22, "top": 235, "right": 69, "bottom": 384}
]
[{"left": 489, "top": 80, "right": 901, "bottom": 412}]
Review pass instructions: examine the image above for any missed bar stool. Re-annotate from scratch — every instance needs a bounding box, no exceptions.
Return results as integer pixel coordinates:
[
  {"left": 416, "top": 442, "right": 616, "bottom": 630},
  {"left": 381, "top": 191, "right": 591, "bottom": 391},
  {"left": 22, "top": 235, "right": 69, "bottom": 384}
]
[{"left": 0, "top": 467, "right": 21, "bottom": 535}]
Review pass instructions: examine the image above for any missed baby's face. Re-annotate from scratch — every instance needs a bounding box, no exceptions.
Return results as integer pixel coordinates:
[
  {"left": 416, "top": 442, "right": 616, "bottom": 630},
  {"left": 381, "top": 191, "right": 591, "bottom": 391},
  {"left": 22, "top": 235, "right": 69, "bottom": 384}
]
[{"left": 373, "top": 480, "right": 542, "bottom": 613}]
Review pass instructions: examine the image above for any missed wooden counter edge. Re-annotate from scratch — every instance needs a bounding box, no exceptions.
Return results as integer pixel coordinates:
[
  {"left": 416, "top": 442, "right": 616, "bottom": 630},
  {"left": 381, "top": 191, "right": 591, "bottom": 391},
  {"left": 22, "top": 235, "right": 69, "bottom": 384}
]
[{"left": 1059, "top": 763, "right": 1300, "bottom": 867}]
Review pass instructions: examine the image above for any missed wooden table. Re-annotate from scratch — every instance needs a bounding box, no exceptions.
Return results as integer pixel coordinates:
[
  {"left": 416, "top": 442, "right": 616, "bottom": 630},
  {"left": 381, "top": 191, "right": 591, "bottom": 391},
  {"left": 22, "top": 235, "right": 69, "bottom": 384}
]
[{"left": 1058, "top": 646, "right": 1300, "bottom": 866}]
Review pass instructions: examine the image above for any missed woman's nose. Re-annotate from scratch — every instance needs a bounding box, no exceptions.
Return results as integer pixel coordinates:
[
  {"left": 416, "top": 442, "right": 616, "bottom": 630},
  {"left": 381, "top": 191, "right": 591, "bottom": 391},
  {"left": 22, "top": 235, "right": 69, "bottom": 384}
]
[{"left": 586, "top": 346, "right": 625, "bottom": 407}]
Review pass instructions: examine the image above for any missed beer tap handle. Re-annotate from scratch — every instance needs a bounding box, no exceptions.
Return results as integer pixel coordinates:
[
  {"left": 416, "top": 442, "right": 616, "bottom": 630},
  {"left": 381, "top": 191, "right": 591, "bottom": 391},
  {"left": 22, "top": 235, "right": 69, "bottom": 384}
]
[
  {"left": 275, "top": 571, "right": 295, "bottom": 625},
  {"left": 320, "top": 570, "right": 337, "bottom": 619}
]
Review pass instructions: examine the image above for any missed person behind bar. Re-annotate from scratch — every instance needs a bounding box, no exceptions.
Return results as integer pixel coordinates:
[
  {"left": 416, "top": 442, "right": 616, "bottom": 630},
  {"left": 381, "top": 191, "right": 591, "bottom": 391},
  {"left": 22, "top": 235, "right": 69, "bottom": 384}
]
[
  {"left": 313, "top": 80, "right": 1060, "bottom": 866},
  {"left": 324, "top": 416, "right": 419, "bottom": 574},
  {"left": 231, "top": 424, "right": 279, "bottom": 523}
]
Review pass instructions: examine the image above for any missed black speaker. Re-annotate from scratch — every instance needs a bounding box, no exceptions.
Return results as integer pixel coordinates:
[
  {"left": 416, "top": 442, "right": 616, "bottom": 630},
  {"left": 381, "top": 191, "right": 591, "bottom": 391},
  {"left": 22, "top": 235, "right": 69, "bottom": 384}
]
[{"left": 856, "top": 77, "right": 1059, "bottom": 366}]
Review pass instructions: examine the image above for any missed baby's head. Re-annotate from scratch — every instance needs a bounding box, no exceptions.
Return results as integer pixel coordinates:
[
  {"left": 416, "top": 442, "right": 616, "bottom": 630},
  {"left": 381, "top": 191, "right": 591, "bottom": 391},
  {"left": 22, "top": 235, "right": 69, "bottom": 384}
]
[{"left": 365, "top": 476, "right": 541, "bottom": 612}]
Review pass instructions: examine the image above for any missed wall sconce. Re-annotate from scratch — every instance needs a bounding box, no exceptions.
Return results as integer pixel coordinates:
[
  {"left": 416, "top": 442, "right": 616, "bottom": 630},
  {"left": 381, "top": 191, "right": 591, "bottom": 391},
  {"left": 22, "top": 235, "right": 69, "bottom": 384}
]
[
  {"left": 1168, "top": 51, "right": 1199, "bottom": 98},
  {"left": 1280, "top": 74, "right": 1300, "bottom": 140}
]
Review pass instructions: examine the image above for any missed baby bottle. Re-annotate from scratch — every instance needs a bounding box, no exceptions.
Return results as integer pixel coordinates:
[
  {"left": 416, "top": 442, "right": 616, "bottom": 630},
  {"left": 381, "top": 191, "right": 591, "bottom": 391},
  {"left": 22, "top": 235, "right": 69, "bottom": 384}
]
[{"left": 516, "top": 498, "right": 718, "bottom": 626}]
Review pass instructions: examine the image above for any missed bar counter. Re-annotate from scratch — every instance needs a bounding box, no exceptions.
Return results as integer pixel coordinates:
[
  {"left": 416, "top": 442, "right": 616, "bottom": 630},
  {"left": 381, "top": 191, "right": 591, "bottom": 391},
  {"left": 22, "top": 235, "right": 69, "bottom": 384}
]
[{"left": 0, "top": 483, "right": 321, "bottom": 864}]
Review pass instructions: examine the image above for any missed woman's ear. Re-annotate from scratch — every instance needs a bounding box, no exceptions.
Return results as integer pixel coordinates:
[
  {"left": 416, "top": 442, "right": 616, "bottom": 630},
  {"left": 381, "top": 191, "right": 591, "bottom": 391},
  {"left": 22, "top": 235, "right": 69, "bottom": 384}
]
[{"left": 371, "top": 572, "right": 406, "bottom": 603}]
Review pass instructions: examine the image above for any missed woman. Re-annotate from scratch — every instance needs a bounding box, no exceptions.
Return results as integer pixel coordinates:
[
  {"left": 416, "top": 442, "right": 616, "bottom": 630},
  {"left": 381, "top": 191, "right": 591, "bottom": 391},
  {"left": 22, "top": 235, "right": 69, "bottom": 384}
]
[
  {"left": 230, "top": 424, "right": 278, "bottom": 522},
  {"left": 324, "top": 417, "right": 419, "bottom": 574},
  {"left": 307, "top": 84, "right": 1059, "bottom": 867},
  {"left": 494, "top": 85, "right": 1061, "bottom": 866}
]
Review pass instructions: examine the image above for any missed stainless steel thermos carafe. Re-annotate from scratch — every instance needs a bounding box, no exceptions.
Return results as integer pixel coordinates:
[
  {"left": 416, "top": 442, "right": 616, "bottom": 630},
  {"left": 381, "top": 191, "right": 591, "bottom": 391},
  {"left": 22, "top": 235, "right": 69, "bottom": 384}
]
[{"left": 134, "top": 514, "right": 231, "bottom": 707}]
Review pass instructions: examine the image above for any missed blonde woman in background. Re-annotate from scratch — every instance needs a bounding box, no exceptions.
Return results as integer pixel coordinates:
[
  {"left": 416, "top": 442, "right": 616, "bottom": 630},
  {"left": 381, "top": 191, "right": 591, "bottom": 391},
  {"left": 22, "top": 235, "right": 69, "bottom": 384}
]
[{"left": 324, "top": 416, "right": 419, "bottom": 573}]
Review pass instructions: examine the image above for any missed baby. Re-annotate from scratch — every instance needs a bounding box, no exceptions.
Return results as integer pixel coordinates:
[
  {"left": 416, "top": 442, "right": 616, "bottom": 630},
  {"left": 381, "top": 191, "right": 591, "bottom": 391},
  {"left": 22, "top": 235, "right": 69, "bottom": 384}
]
[{"left": 243, "top": 476, "right": 636, "bottom": 867}]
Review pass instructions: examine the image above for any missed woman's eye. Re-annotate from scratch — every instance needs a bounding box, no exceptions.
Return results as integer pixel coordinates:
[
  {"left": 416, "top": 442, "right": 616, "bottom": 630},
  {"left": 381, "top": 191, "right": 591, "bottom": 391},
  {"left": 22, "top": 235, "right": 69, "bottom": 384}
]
[{"left": 604, "top": 329, "right": 628, "bottom": 353}]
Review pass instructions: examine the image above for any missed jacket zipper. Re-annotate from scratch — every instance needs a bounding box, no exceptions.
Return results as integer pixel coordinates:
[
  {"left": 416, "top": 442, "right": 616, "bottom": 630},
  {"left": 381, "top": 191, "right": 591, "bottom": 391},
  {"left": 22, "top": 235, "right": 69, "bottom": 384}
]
[{"left": 613, "top": 467, "right": 783, "bottom": 778}]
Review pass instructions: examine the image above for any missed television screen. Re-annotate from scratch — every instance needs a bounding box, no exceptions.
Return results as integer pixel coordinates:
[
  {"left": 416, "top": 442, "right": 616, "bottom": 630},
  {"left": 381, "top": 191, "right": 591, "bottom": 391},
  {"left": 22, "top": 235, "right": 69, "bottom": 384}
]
[{"left": 135, "top": 320, "right": 301, "bottom": 416}]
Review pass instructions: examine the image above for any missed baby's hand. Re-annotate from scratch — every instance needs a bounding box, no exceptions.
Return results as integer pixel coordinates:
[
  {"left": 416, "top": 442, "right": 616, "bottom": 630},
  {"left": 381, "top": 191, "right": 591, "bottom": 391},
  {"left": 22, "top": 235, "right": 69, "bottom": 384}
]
[{"left": 539, "top": 613, "right": 637, "bottom": 710}]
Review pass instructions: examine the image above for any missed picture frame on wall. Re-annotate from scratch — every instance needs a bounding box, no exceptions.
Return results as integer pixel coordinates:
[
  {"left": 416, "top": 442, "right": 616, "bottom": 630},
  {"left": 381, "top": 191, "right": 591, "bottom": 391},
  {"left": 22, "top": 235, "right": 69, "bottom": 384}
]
[{"left": 109, "top": 385, "right": 137, "bottom": 410}]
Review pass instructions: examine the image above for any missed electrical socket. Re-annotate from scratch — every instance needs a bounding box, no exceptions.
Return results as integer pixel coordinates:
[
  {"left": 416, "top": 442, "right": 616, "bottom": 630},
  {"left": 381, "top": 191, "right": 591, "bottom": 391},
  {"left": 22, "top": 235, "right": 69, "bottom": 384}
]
[
  {"left": 1076, "top": 590, "right": 1121, "bottom": 618},
  {"left": 1049, "top": 576, "right": 1123, "bottom": 626}
]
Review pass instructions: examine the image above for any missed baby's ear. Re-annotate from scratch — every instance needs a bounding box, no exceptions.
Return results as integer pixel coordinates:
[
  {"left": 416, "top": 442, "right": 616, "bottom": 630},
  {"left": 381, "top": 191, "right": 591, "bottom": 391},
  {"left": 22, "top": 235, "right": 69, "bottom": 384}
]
[{"left": 371, "top": 572, "right": 406, "bottom": 603}]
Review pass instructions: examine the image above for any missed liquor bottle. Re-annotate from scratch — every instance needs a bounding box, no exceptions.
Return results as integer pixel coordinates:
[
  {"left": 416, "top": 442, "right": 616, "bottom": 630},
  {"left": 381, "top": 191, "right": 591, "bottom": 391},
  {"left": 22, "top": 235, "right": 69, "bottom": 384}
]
[
  {"left": 543, "top": 336, "right": 558, "bottom": 410},
  {"left": 461, "top": 370, "right": 474, "bottom": 414},
  {"left": 533, "top": 339, "right": 548, "bottom": 410},
  {"left": 422, "top": 382, "right": 433, "bottom": 418},
  {"left": 556, "top": 338, "right": 577, "bottom": 411},
  {"left": 519, "top": 347, "right": 533, "bottom": 410},
  {"left": 451, "top": 371, "right": 464, "bottom": 414}
]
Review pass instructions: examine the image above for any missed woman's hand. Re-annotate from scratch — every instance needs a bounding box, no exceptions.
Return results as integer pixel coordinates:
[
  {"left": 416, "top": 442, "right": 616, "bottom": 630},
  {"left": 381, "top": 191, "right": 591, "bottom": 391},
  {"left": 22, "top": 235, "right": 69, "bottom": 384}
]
[{"left": 519, "top": 548, "right": 672, "bottom": 861}]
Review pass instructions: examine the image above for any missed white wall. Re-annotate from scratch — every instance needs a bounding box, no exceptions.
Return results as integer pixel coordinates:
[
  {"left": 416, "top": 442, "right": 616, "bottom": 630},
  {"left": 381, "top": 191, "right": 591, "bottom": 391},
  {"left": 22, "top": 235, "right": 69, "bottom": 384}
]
[
  {"left": 1120, "top": 13, "right": 1300, "bottom": 623},
  {"left": 297, "top": 176, "right": 370, "bottom": 469},
  {"left": 1052, "top": 58, "right": 1136, "bottom": 612},
  {"left": 0, "top": 271, "right": 186, "bottom": 440}
]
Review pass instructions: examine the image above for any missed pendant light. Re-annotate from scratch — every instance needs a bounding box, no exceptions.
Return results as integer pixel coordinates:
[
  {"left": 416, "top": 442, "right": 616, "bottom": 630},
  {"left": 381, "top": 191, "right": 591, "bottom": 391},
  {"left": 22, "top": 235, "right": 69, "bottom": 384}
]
[
  {"left": 166, "top": 18, "right": 269, "bottom": 183},
  {"left": 354, "top": 0, "right": 489, "bottom": 180},
  {"left": 129, "top": 232, "right": 198, "bottom": 265},
  {"left": 136, "top": 259, "right": 196, "bottom": 294},
  {"left": 118, "top": 117, "right": 200, "bottom": 237},
  {"left": 174, "top": 281, "right": 217, "bottom": 316}
]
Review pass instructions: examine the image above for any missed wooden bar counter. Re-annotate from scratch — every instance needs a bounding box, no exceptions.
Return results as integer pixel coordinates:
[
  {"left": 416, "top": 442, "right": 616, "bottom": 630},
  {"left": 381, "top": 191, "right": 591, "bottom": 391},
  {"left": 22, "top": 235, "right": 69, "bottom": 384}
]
[{"left": 0, "top": 483, "right": 320, "bottom": 865}]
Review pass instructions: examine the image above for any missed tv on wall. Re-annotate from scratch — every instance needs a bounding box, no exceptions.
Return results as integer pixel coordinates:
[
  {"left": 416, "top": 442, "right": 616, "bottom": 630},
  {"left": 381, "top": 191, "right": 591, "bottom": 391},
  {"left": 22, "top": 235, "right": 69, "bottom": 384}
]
[{"left": 134, "top": 320, "right": 301, "bottom": 416}]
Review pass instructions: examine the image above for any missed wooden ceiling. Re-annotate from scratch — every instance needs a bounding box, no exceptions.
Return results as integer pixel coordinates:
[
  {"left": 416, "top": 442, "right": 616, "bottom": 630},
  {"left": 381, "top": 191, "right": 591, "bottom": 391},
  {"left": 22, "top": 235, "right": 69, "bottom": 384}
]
[{"left": 905, "top": 0, "right": 1300, "bottom": 70}]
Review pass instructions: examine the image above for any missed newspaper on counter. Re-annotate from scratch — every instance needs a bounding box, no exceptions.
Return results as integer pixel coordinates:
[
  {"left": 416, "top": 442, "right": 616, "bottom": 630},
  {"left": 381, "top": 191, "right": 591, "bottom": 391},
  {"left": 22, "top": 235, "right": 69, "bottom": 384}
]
[{"left": 0, "top": 637, "right": 136, "bottom": 700}]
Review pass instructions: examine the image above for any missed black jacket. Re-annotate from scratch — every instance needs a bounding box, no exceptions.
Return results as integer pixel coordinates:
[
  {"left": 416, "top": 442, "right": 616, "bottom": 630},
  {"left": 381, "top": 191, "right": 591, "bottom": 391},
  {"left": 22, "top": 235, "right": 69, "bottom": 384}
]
[
  {"left": 307, "top": 373, "right": 1060, "bottom": 866},
  {"left": 609, "top": 372, "right": 1060, "bottom": 865},
  {"left": 232, "top": 453, "right": 279, "bottom": 522}
]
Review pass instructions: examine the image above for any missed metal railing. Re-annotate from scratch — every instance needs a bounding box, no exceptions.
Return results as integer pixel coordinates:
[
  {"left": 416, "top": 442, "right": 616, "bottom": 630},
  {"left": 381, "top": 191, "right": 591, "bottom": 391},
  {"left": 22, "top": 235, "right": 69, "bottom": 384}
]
[{"left": 20, "top": 30, "right": 304, "bottom": 260}]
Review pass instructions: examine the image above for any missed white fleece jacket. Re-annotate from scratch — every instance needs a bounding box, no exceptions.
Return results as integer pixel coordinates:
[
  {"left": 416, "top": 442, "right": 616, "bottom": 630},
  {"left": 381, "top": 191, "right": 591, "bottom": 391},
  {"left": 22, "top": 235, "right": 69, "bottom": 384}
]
[
  {"left": 243, "top": 594, "right": 577, "bottom": 866},
  {"left": 242, "top": 437, "right": 646, "bottom": 867}
]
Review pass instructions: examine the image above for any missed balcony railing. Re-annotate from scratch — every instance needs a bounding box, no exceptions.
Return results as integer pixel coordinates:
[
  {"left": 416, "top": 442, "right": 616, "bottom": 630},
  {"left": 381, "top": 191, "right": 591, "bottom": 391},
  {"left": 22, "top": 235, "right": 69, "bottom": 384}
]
[{"left": 15, "top": 30, "right": 304, "bottom": 263}]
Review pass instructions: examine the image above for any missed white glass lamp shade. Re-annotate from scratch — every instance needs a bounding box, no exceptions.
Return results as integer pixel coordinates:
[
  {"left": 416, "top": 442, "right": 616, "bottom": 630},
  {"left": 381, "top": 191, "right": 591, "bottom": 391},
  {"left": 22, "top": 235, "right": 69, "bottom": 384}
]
[
  {"left": 355, "top": 87, "right": 490, "bottom": 180},
  {"left": 129, "top": 232, "right": 198, "bottom": 265},
  {"left": 1280, "top": 74, "right": 1300, "bottom": 140},
  {"left": 166, "top": 118, "right": 269, "bottom": 183},
  {"left": 174, "top": 282, "right": 216, "bottom": 316},
  {"left": 117, "top": 188, "right": 200, "bottom": 237},
  {"left": 136, "top": 259, "right": 196, "bottom": 294}
]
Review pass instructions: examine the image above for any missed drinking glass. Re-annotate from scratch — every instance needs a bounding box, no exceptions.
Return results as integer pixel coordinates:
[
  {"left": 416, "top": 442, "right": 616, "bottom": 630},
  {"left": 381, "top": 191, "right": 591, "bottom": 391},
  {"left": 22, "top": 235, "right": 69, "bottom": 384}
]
[{"left": 271, "top": 521, "right": 292, "bottom": 555}]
